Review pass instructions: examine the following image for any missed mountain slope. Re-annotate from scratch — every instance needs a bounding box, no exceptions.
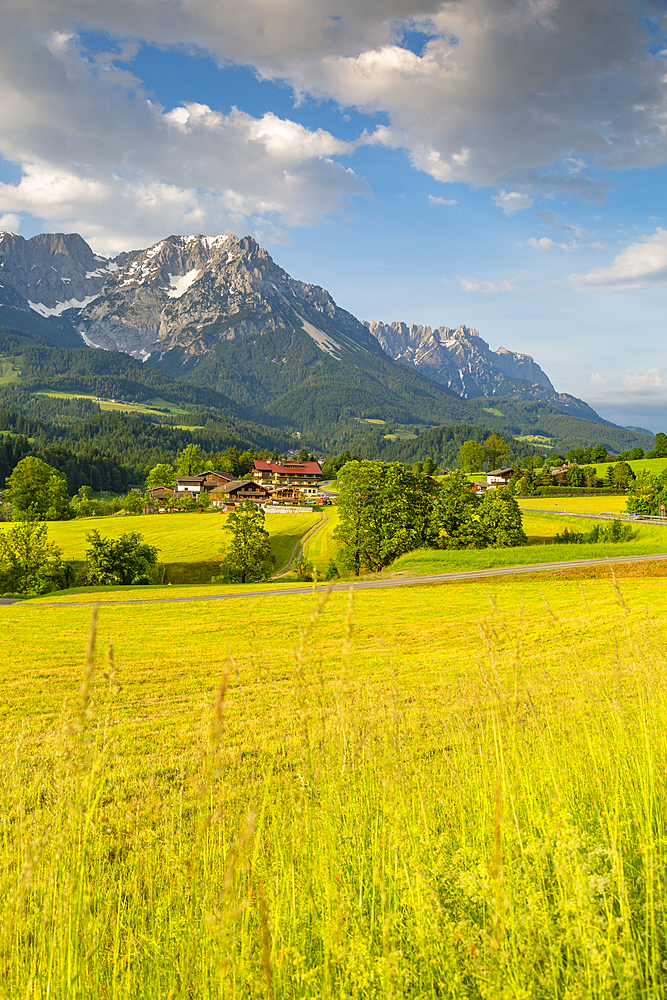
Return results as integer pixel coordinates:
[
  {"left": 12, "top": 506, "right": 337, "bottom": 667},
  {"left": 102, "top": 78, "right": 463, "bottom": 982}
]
[{"left": 0, "top": 230, "right": 653, "bottom": 453}]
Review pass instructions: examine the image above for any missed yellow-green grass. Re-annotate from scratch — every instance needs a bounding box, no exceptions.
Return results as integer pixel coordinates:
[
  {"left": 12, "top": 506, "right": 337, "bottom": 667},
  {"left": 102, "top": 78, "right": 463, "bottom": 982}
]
[
  {"left": 34, "top": 390, "right": 191, "bottom": 417},
  {"left": 595, "top": 456, "right": 667, "bottom": 477},
  {"left": 1, "top": 511, "right": 320, "bottom": 584},
  {"left": 4, "top": 574, "right": 667, "bottom": 996},
  {"left": 385, "top": 522, "right": 667, "bottom": 576},
  {"left": 302, "top": 505, "right": 340, "bottom": 570},
  {"left": 383, "top": 430, "right": 418, "bottom": 441},
  {"left": 302, "top": 504, "right": 666, "bottom": 574},
  {"left": 0, "top": 357, "right": 21, "bottom": 384},
  {"left": 517, "top": 494, "right": 628, "bottom": 514},
  {"left": 515, "top": 433, "right": 553, "bottom": 447}
]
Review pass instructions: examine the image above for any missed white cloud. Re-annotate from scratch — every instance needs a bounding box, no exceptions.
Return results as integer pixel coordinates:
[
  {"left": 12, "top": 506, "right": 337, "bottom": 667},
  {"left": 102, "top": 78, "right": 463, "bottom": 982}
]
[
  {"left": 458, "top": 275, "right": 520, "bottom": 294},
  {"left": 525, "top": 236, "right": 578, "bottom": 252},
  {"left": 1, "top": 0, "right": 667, "bottom": 244},
  {"left": 0, "top": 27, "right": 369, "bottom": 251},
  {"left": 590, "top": 241, "right": 607, "bottom": 250},
  {"left": 0, "top": 213, "right": 21, "bottom": 231},
  {"left": 589, "top": 373, "right": 610, "bottom": 386},
  {"left": 568, "top": 227, "right": 667, "bottom": 291},
  {"left": 621, "top": 368, "right": 667, "bottom": 392},
  {"left": 493, "top": 191, "right": 534, "bottom": 216},
  {"left": 428, "top": 195, "right": 457, "bottom": 205}
]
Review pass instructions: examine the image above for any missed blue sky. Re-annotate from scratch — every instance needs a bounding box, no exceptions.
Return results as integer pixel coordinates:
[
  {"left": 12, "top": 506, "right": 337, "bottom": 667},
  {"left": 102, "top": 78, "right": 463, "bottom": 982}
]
[{"left": 0, "top": 0, "right": 666, "bottom": 430}]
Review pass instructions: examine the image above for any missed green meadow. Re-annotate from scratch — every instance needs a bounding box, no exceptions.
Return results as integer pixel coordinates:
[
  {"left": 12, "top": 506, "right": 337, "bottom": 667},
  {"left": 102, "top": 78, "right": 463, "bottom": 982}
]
[
  {"left": 4, "top": 572, "right": 667, "bottom": 996},
  {"left": 0, "top": 511, "right": 321, "bottom": 583},
  {"left": 34, "top": 390, "right": 191, "bottom": 417}
]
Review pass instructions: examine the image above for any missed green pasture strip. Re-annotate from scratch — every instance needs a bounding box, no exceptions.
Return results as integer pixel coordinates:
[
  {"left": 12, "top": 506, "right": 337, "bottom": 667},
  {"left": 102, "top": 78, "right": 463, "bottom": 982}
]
[
  {"left": 517, "top": 495, "right": 628, "bottom": 514},
  {"left": 0, "top": 357, "right": 21, "bottom": 383},
  {"left": 29, "top": 579, "right": 315, "bottom": 604},
  {"left": 302, "top": 506, "right": 340, "bottom": 569},
  {"left": 594, "top": 455, "right": 667, "bottom": 477},
  {"left": 3, "top": 577, "right": 667, "bottom": 996},
  {"left": 34, "top": 390, "right": 190, "bottom": 416},
  {"left": 386, "top": 534, "right": 667, "bottom": 576}
]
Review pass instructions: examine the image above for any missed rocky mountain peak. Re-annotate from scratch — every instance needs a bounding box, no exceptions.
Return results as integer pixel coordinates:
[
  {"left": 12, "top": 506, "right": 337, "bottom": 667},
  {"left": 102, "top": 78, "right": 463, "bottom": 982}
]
[
  {"left": 365, "top": 319, "right": 554, "bottom": 397},
  {"left": 0, "top": 230, "right": 116, "bottom": 316}
]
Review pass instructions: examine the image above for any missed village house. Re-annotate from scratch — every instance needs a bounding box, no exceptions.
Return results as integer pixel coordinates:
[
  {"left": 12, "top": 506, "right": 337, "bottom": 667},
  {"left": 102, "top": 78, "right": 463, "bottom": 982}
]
[
  {"left": 209, "top": 480, "right": 271, "bottom": 509},
  {"left": 549, "top": 462, "right": 575, "bottom": 485},
  {"left": 252, "top": 459, "right": 322, "bottom": 491},
  {"left": 176, "top": 470, "right": 239, "bottom": 494},
  {"left": 264, "top": 485, "right": 304, "bottom": 504},
  {"left": 486, "top": 467, "right": 514, "bottom": 487}
]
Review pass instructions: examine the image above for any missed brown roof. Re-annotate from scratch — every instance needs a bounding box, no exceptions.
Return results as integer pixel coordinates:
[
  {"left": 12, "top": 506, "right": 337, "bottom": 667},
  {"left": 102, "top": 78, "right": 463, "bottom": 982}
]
[
  {"left": 176, "top": 470, "right": 239, "bottom": 483},
  {"left": 212, "top": 480, "right": 270, "bottom": 495}
]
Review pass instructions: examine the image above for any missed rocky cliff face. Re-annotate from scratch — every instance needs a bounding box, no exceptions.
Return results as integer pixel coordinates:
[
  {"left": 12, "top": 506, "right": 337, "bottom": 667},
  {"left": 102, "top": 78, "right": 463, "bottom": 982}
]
[
  {"left": 364, "top": 321, "right": 554, "bottom": 397},
  {"left": 0, "top": 231, "right": 123, "bottom": 316},
  {"left": 72, "top": 233, "right": 381, "bottom": 364}
]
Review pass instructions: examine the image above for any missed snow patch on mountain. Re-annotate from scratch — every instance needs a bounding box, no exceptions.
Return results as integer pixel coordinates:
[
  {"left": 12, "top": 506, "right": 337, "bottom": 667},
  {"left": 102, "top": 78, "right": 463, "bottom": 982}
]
[
  {"left": 166, "top": 269, "right": 200, "bottom": 298},
  {"left": 79, "top": 329, "right": 105, "bottom": 349},
  {"left": 28, "top": 294, "right": 99, "bottom": 317}
]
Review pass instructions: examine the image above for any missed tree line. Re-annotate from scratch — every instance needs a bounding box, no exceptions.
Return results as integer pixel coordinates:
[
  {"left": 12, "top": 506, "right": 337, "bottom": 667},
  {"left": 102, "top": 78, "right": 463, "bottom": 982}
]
[{"left": 333, "top": 461, "right": 526, "bottom": 575}]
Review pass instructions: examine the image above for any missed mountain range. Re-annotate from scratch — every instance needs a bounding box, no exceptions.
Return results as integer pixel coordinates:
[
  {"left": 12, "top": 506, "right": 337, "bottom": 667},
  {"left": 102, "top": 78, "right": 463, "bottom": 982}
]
[{"left": 0, "top": 230, "right": 654, "bottom": 454}]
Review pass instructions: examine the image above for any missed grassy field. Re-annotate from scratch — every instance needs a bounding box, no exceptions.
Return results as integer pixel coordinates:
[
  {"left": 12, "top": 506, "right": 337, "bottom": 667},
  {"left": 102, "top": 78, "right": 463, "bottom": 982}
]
[
  {"left": 4, "top": 572, "right": 667, "bottom": 996},
  {"left": 596, "top": 456, "right": 667, "bottom": 477},
  {"left": 34, "top": 390, "right": 191, "bottom": 417},
  {"left": 517, "top": 495, "right": 628, "bottom": 514},
  {"left": 0, "top": 357, "right": 21, "bottom": 384},
  {"left": 0, "top": 511, "right": 321, "bottom": 583},
  {"left": 302, "top": 502, "right": 667, "bottom": 576}
]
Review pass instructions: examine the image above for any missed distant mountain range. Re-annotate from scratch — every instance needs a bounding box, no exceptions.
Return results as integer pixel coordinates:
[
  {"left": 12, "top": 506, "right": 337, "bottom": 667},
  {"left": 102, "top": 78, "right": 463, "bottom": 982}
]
[
  {"left": 364, "top": 321, "right": 605, "bottom": 423},
  {"left": 0, "top": 230, "right": 654, "bottom": 453}
]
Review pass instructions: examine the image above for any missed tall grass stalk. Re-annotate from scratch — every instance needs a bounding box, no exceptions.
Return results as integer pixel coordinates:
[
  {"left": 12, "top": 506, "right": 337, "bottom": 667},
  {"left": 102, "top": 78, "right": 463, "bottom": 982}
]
[{"left": 3, "top": 585, "right": 667, "bottom": 996}]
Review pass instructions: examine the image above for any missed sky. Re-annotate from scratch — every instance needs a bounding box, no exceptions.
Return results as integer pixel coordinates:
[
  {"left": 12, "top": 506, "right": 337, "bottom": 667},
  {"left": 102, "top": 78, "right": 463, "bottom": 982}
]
[{"left": 0, "top": 1, "right": 666, "bottom": 431}]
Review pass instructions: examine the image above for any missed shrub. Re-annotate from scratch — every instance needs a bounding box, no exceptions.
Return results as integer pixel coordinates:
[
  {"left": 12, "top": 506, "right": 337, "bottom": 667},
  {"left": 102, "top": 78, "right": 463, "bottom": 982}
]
[
  {"left": 0, "top": 521, "right": 72, "bottom": 595},
  {"left": 83, "top": 530, "right": 161, "bottom": 586}
]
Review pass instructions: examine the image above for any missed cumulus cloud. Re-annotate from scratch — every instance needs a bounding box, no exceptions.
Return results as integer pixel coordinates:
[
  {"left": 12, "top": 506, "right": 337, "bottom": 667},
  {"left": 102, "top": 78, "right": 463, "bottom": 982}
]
[
  {"left": 0, "top": 25, "right": 369, "bottom": 250},
  {"left": 621, "top": 368, "right": 667, "bottom": 392},
  {"left": 458, "top": 275, "right": 521, "bottom": 294},
  {"left": 525, "top": 236, "right": 578, "bottom": 252},
  {"left": 429, "top": 195, "right": 457, "bottom": 205},
  {"left": 586, "top": 367, "right": 667, "bottom": 430},
  {"left": 493, "top": 191, "right": 534, "bottom": 216},
  {"left": 1, "top": 0, "right": 667, "bottom": 243},
  {"left": 568, "top": 227, "right": 667, "bottom": 291},
  {"left": 0, "top": 213, "right": 21, "bottom": 231}
]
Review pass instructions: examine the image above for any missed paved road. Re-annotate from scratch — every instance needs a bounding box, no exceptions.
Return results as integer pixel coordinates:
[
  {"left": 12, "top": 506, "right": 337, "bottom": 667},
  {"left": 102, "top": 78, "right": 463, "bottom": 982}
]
[{"left": 7, "top": 551, "right": 666, "bottom": 609}]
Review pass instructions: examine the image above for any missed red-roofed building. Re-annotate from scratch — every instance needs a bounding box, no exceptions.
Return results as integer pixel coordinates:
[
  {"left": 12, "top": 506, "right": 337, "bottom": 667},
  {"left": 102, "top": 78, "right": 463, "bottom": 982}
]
[{"left": 252, "top": 459, "right": 322, "bottom": 491}]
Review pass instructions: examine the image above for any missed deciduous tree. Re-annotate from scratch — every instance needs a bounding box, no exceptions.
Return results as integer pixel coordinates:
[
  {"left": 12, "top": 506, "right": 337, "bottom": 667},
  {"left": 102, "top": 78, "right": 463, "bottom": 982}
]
[
  {"left": 214, "top": 501, "right": 275, "bottom": 583},
  {"left": 0, "top": 521, "right": 71, "bottom": 595},
  {"left": 84, "top": 531, "right": 161, "bottom": 586},
  {"left": 5, "top": 456, "right": 71, "bottom": 521},
  {"left": 176, "top": 444, "right": 206, "bottom": 477},
  {"left": 457, "top": 440, "right": 486, "bottom": 473},
  {"left": 478, "top": 488, "right": 527, "bottom": 548},
  {"left": 145, "top": 464, "right": 177, "bottom": 489},
  {"left": 484, "top": 435, "right": 511, "bottom": 471}
]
